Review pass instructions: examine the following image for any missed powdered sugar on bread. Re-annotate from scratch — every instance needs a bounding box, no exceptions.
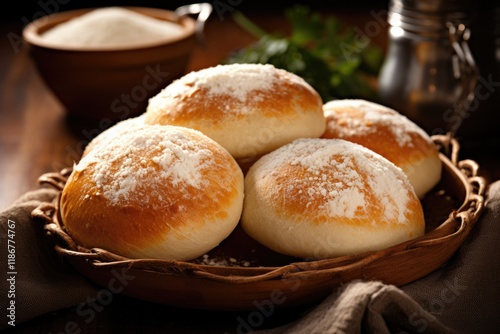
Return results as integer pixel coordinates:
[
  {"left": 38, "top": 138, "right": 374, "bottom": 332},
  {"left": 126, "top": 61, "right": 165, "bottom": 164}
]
[
  {"left": 75, "top": 125, "right": 214, "bottom": 206},
  {"left": 263, "top": 138, "right": 414, "bottom": 223},
  {"left": 145, "top": 63, "right": 326, "bottom": 159},
  {"left": 321, "top": 99, "right": 442, "bottom": 199},
  {"left": 242, "top": 138, "right": 425, "bottom": 258},
  {"left": 182, "top": 63, "right": 276, "bottom": 103},
  {"left": 153, "top": 63, "right": 317, "bottom": 113},
  {"left": 62, "top": 123, "right": 245, "bottom": 261},
  {"left": 323, "top": 99, "right": 431, "bottom": 148}
]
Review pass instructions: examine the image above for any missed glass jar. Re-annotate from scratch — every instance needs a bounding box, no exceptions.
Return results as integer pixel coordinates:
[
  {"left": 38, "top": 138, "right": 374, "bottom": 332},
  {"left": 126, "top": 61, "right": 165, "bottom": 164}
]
[{"left": 378, "top": 0, "right": 500, "bottom": 143}]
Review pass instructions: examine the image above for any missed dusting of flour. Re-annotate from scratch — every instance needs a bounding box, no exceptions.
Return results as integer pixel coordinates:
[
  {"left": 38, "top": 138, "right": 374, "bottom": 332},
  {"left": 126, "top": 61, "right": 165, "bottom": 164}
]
[
  {"left": 41, "top": 7, "right": 185, "bottom": 48},
  {"left": 74, "top": 124, "right": 213, "bottom": 206},
  {"left": 178, "top": 63, "right": 278, "bottom": 103},
  {"left": 172, "top": 63, "right": 315, "bottom": 106},
  {"left": 261, "top": 138, "right": 413, "bottom": 223},
  {"left": 324, "top": 99, "right": 431, "bottom": 148}
]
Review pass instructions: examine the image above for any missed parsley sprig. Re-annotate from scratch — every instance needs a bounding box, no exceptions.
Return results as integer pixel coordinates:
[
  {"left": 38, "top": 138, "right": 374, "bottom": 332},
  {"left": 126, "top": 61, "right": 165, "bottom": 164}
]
[{"left": 224, "top": 5, "right": 383, "bottom": 102}]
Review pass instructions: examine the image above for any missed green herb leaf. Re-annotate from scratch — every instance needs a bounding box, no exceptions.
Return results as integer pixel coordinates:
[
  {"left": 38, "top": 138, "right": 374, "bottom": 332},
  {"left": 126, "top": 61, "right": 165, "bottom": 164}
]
[{"left": 224, "top": 5, "right": 384, "bottom": 102}]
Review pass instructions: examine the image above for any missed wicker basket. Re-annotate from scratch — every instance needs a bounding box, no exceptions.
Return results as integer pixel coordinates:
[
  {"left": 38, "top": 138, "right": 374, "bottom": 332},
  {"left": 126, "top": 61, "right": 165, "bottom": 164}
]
[{"left": 32, "top": 134, "right": 487, "bottom": 311}]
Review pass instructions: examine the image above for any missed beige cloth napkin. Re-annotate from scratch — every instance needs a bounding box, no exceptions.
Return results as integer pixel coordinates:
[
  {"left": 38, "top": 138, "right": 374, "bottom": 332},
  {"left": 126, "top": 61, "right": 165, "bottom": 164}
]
[
  {"left": 259, "top": 280, "right": 457, "bottom": 334},
  {"left": 0, "top": 189, "right": 100, "bottom": 329},
  {"left": 1, "top": 181, "right": 499, "bottom": 333}
]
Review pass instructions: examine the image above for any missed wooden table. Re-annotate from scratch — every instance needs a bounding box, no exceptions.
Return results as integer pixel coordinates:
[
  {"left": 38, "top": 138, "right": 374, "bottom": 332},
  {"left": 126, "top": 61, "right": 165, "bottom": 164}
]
[{"left": 1, "top": 6, "right": 499, "bottom": 333}]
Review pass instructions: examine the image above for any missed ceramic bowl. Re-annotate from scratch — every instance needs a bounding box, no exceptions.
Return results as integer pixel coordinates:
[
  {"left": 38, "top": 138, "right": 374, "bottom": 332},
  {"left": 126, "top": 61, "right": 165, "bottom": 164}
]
[{"left": 22, "top": 5, "right": 211, "bottom": 123}]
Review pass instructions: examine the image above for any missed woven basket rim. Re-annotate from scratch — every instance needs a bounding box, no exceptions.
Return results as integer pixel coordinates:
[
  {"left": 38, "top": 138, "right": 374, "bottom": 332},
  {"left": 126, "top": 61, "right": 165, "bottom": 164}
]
[{"left": 32, "top": 134, "right": 487, "bottom": 284}]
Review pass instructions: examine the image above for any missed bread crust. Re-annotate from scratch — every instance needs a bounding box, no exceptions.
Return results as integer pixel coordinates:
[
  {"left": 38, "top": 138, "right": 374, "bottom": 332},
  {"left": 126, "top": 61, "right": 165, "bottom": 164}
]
[
  {"left": 241, "top": 138, "right": 425, "bottom": 259},
  {"left": 61, "top": 124, "right": 244, "bottom": 261},
  {"left": 321, "top": 99, "right": 442, "bottom": 198},
  {"left": 145, "top": 63, "right": 326, "bottom": 159}
]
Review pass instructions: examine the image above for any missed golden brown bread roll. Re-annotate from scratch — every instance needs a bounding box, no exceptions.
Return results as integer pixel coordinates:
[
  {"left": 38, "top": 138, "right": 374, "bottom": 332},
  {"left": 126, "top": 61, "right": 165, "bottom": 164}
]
[
  {"left": 61, "top": 124, "right": 244, "bottom": 261},
  {"left": 321, "top": 99, "right": 442, "bottom": 198},
  {"left": 82, "top": 114, "right": 146, "bottom": 157},
  {"left": 144, "top": 63, "right": 326, "bottom": 159},
  {"left": 241, "top": 138, "right": 425, "bottom": 259}
]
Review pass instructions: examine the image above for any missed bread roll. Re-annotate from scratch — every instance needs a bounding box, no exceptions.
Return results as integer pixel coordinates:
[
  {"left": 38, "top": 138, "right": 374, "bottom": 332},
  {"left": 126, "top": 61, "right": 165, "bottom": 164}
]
[
  {"left": 61, "top": 124, "right": 244, "bottom": 261},
  {"left": 82, "top": 114, "right": 146, "bottom": 157},
  {"left": 321, "top": 99, "right": 442, "bottom": 198},
  {"left": 241, "top": 138, "right": 425, "bottom": 259},
  {"left": 144, "top": 63, "right": 326, "bottom": 159}
]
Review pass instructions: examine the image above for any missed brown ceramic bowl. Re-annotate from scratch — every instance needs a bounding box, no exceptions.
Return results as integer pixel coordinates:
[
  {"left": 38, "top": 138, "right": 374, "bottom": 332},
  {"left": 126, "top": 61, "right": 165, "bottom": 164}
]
[{"left": 22, "top": 6, "right": 205, "bottom": 123}]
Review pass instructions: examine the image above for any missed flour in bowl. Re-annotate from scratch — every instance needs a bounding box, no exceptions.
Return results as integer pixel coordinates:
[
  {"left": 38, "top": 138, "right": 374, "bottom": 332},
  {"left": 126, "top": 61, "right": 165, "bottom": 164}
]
[{"left": 41, "top": 7, "right": 185, "bottom": 48}]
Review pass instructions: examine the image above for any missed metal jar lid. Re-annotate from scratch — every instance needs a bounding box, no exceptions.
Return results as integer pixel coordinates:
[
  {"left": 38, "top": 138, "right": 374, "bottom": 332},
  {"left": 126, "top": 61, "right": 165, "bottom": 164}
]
[
  {"left": 388, "top": 0, "right": 485, "bottom": 36},
  {"left": 390, "top": 0, "right": 482, "bottom": 13}
]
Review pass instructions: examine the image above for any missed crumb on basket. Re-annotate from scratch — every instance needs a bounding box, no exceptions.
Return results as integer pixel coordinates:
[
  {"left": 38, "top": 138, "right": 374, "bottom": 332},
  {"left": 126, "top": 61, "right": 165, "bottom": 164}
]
[{"left": 195, "top": 254, "right": 252, "bottom": 267}]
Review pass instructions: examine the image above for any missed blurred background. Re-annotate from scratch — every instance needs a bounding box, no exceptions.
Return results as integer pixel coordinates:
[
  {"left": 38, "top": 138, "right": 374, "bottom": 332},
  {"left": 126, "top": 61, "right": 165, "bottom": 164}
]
[{"left": 2, "top": 0, "right": 389, "bottom": 21}]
